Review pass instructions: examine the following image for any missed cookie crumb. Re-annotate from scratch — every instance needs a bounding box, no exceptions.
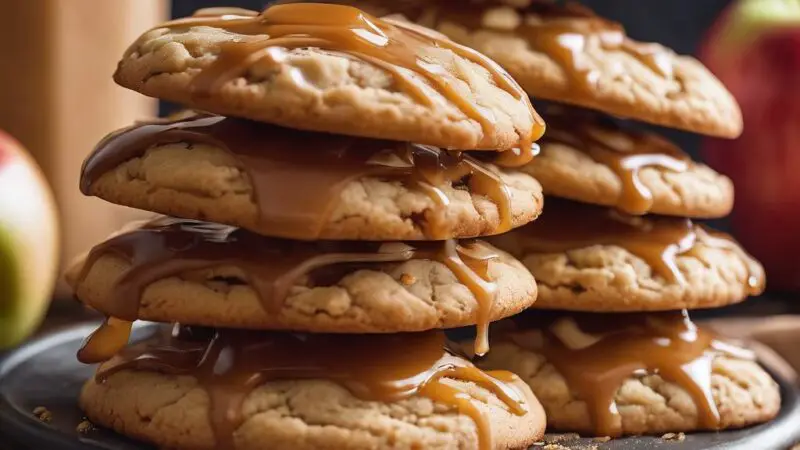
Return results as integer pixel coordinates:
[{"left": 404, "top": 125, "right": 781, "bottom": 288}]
[
  {"left": 400, "top": 273, "right": 416, "bottom": 285},
  {"left": 545, "top": 433, "right": 581, "bottom": 443},
  {"left": 76, "top": 419, "right": 95, "bottom": 434},
  {"left": 661, "top": 432, "right": 686, "bottom": 442},
  {"left": 593, "top": 436, "right": 612, "bottom": 442},
  {"left": 33, "top": 406, "right": 52, "bottom": 423}
]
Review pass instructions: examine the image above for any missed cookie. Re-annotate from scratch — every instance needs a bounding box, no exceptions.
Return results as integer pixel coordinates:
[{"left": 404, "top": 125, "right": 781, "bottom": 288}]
[
  {"left": 392, "top": 0, "right": 742, "bottom": 137},
  {"left": 519, "top": 107, "right": 733, "bottom": 217},
  {"left": 66, "top": 218, "right": 537, "bottom": 341},
  {"left": 113, "top": 4, "right": 545, "bottom": 151},
  {"left": 81, "top": 115, "right": 544, "bottom": 241},
  {"left": 488, "top": 201, "right": 765, "bottom": 312},
  {"left": 79, "top": 329, "right": 546, "bottom": 450},
  {"left": 470, "top": 312, "right": 781, "bottom": 436}
]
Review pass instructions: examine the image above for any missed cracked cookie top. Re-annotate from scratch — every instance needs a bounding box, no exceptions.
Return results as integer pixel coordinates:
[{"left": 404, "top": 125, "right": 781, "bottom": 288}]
[
  {"left": 79, "top": 328, "right": 546, "bottom": 450},
  {"left": 518, "top": 107, "right": 734, "bottom": 218},
  {"left": 488, "top": 200, "right": 764, "bottom": 312},
  {"left": 469, "top": 311, "right": 780, "bottom": 436},
  {"left": 113, "top": 3, "right": 545, "bottom": 151},
  {"left": 66, "top": 217, "right": 538, "bottom": 355},
  {"left": 359, "top": 0, "right": 742, "bottom": 137}
]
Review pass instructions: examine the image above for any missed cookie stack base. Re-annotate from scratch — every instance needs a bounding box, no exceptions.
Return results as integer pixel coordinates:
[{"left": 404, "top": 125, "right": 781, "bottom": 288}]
[{"left": 80, "top": 369, "right": 545, "bottom": 450}]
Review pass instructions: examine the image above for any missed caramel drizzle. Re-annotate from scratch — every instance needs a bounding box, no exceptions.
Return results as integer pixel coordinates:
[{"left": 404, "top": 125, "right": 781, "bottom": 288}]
[
  {"left": 506, "top": 200, "right": 764, "bottom": 290},
  {"left": 156, "top": 3, "right": 545, "bottom": 152},
  {"left": 542, "top": 108, "right": 689, "bottom": 215},
  {"left": 80, "top": 114, "right": 515, "bottom": 239},
  {"left": 92, "top": 328, "right": 527, "bottom": 450},
  {"left": 75, "top": 217, "right": 503, "bottom": 361},
  {"left": 398, "top": 1, "right": 674, "bottom": 94},
  {"left": 518, "top": 4, "right": 675, "bottom": 91},
  {"left": 507, "top": 310, "right": 754, "bottom": 437}
]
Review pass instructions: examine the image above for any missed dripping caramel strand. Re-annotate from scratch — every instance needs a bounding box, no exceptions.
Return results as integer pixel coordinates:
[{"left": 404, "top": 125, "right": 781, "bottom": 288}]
[
  {"left": 75, "top": 218, "right": 503, "bottom": 358},
  {"left": 152, "top": 3, "right": 545, "bottom": 149},
  {"left": 542, "top": 109, "right": 689, "bottom": 215},
  {"left": 80, "top": 115, "right": 516, "bottom": 239},
  {"left": 508, "top": 311, "right": 754, "bottom": 437},
  {"left": 91, "top": 329, "right": 528, "bottom": 450}
]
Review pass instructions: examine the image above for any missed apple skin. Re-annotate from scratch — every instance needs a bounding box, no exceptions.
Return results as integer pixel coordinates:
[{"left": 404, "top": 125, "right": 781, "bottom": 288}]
[
  {"left": 700, "top": 0, "right": 800, "bottom": 291},
  {"left": 0, "top": 130, "right": 59, "bottom": 348}
]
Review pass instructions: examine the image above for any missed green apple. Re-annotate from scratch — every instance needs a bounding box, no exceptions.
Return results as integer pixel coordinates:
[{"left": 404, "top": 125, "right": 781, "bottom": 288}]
[{"left": 0, "top": 130, "right": 59, "bottom": 348}]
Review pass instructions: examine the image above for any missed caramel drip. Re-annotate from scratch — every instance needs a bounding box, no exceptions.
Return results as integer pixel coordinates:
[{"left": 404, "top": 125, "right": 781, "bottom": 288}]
[
  {"left": 93, "top": 328, "right": 528, "bottom": 450},
  {"left": 542, "top": 109, "right": 689, "bottom": 214},
  {"left": 508, "top": 310, "right": 753, "bottom": 437},
  {"left": 520, "top": 17, "right": 673, "bottom": 91},
  {"left": 156, "top": 3, "right": 545, "bottom": 148},
  {"left": 508, "top": 200, "right": 765, "bottom": 291},
  {"left": 510, "top": 200, "right": 694, "bottom": 284},
  {"left": 80, "top": 114, "right": 515, "bottom": 239},
  {"left": 74, "top": 217, "right": 503, "bottom": 358},
  {"left": 492, "top": 142, "right": 541, "bottom": 168},
  {"left": 78, "top": 317, "right": 133, "bottom": 364}
]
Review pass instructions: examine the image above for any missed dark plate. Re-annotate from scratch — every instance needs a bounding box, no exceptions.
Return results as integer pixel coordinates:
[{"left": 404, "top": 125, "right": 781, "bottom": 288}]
[{"left": 0, "top": 323, "right": 798, "bottom": 450}]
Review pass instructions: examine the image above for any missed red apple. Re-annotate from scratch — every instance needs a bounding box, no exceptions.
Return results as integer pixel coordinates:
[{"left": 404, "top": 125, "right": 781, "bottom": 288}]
[
  {"left": 0, "top": 130, "right": 59, "bottom": 348},
  {"left": 700, "top": 0, "right": 800, "bottom": 291}
]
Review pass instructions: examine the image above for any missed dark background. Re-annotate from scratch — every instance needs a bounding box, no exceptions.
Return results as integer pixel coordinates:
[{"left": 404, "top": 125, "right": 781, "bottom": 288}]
[{"left": 170, "top": 0, "right": 733, "bottom": 162}]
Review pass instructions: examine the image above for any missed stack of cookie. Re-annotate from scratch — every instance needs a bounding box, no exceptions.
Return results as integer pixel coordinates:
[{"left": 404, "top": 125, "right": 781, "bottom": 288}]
[
  {"left": 359, "top": 0, "right": 783, "bottom": 439},
  {"left": 64, "top": 4, "right": 556, "bottom": 450}
]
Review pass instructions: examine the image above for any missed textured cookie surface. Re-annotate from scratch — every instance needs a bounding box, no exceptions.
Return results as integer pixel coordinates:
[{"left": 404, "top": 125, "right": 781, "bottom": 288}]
[
  {"left": 114, "top": 9, "right": 541, "bottom": 151},
  {"left": 489, "top": 232, "right": 764, "bottom": 312},
  {"left": 66, "top": 239, "right": 537, "bottom": 333},
  {"left": 400, "top": 0, "right": 742, "bottom": 138},
  {"left": 523, "top": 139, "right": 733, "bottom": 218},
  {"left": 80, "top": 369, "right": 545, "bottom": 450},
  {"left": 86, "top": 142, "right": 543, "bottom": 241},
  {"left": 475, "top": 340, "right": 780, "bottom": 435}
]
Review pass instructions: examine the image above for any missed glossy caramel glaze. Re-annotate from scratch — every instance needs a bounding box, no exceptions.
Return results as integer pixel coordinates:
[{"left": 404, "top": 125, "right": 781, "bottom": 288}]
[
  {"left": 75, "top": 217, "right": 506, "bottom": 358},
  {"left": 505, "top": 200, "right": 764, "bottom": 291},
  {"left": 90, "top": 326, "right": 528, "bottom": 450},
  {"left": 148, "top": 3, "right": 545, "bottom": 151},
  {"left": 541, "top": 107, "right": 688, "bottom": 215},
  {"left": 81, "top": 114, "right": 520, "bottom": 240},
  {"left": 505, "top": 310, "right": 754, "bottom": 436}
]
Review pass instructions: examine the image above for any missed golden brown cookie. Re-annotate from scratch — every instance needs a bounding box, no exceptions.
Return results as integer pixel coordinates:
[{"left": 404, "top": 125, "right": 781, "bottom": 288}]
[
  {"left": 66, "top": 218, "right": 538, "bottom": 336},
  {"left": 79, "top": 329, "right": 546, "bottom": 450},
  {"left": 469, "top": 312, "right": 781, "bottom": 436},
  {"left": 386, "top": 0, "right": 742, "bottom": 137},
  {"left": 520, "top": 108, "right": 733, "bottom": 217},
  {"left": 488, "top": 201, "right": 765, "bottom": 312},
  {"left": 82, "top": 116, "right": 544, "bottom": 241},
  {"left": 113, "top": 4, "right": 545, "bottom": 151}
]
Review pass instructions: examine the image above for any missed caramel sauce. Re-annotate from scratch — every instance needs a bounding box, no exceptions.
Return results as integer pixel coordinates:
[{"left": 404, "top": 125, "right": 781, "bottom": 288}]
[
  {"left": 542, "top": 108, "right": 689, "bottom": 215},
  {"left": 505, "top": 200, "right": 764, "bottom": 290},
  {"left": 77, "top": 317, "right": 133, "bottom": 364},
  {"left": 409, "top": 1, "right": 675, "bottom": 92},
  {"left": 506, "top": 310, "right": 754, "bottom": 437},
  {"left": 150, "top": 3, "right": 545, "bottom": 150},
  {"left": 92, "top": 327, "right": 527, "bottom": 450},
  {"left": 80, "top": 114, "right": 516, "bottom": 239},
  {"left": 75, "top": 217, "right": 504, "bottom": 358},
  {"left": 518, "top": 6, "right": 674, "bottom": 91}
]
